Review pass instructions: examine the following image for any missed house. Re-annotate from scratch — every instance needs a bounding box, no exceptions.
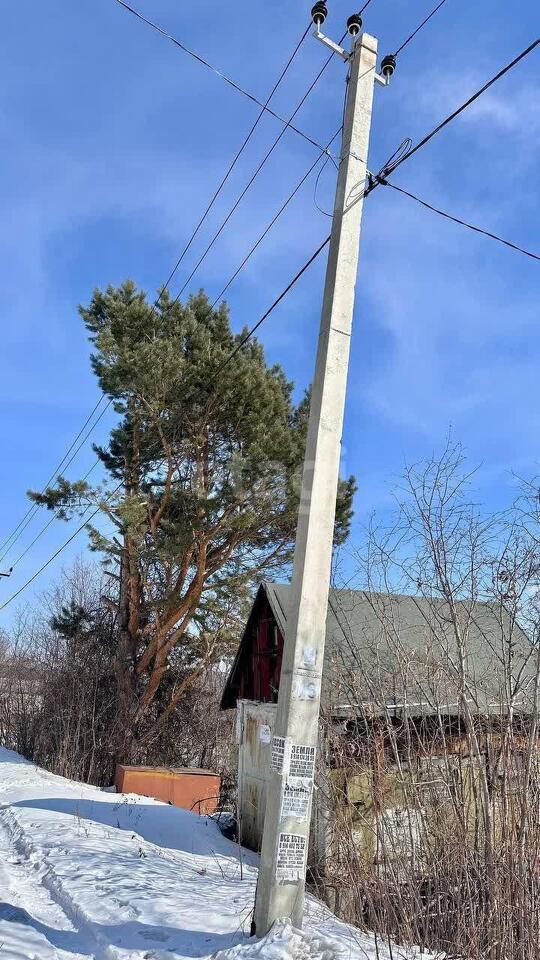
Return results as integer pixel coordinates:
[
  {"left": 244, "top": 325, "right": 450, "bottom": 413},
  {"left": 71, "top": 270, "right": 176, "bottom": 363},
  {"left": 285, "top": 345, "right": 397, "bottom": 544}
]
[{"left": 221, "top": 582, "right": 538, "bottom": 889}]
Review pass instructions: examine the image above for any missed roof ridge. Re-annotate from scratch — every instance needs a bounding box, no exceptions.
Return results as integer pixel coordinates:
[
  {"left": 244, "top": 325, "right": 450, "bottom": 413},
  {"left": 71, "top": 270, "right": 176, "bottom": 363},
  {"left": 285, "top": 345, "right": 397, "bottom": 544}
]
[{"left": 263, "top": 580, "right": 496, "bottom": 609}]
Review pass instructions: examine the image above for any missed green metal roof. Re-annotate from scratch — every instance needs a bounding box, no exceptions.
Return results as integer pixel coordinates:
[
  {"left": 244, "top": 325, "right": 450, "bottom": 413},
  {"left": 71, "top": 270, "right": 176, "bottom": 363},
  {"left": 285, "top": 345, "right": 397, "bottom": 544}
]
[{"left": 221, "top": 582, "right": 537, "bottom": 716}]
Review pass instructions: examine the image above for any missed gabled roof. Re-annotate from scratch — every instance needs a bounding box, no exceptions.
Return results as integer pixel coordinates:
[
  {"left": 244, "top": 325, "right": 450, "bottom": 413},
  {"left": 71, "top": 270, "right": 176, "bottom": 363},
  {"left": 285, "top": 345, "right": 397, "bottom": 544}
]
[{"left": 221, "top": 581, "right": 537, "bottom": 715}]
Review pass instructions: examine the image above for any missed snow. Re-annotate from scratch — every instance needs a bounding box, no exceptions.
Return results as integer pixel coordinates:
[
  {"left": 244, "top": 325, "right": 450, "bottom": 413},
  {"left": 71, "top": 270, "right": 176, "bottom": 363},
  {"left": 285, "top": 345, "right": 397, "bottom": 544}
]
[{"left": 0, "top": 748, "right": 423, "bottom": 960}]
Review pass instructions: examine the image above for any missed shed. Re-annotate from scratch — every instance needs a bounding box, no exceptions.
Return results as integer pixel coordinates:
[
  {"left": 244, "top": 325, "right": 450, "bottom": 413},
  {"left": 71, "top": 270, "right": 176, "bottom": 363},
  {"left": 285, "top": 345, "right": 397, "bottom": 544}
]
[
  {"left": 221, "top": 581, "right": 536, "bottom": 717},
  {"left": 224, "top": 583, "right": 539, "bottom": 911}
]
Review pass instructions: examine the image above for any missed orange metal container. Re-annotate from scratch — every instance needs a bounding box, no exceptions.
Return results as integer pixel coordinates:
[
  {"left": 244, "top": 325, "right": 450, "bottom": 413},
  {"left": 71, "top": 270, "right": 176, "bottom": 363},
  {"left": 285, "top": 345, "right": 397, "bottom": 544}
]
[{"left": 115, "top": 765, "right": 221, "bottom": 814}]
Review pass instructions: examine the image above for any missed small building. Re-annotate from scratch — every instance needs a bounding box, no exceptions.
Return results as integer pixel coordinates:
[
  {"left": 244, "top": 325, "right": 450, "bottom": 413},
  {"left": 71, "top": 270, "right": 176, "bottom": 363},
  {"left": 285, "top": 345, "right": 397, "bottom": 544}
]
[{"left": 221, "top": 582, "right": 537, "bottom": 892}]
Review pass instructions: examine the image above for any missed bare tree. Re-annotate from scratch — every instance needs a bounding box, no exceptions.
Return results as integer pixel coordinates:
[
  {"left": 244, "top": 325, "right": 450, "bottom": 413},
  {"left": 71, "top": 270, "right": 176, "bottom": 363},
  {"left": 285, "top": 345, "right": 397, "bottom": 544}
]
[
  {"left": 312, "top": 442, "right": 540, "bottom": 959},
  {"left": 0, "top": 558, "right": 237, "bottom": 792}
]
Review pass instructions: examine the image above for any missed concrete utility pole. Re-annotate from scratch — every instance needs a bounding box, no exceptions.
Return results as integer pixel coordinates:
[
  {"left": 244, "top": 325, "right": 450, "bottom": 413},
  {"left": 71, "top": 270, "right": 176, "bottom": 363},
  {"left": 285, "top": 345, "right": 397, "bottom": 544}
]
[{"left": 254, "top": 7, "right": 392, "bottom": 935}]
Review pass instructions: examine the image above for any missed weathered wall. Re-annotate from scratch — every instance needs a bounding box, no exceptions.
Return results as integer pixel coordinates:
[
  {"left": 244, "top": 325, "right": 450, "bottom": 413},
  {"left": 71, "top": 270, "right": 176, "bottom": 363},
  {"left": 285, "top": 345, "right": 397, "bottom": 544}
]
[
  {"left": 236, "top": 699, "right": 330, "bottom": 867},
  {"left": 236, "top": 700, "right": 277, "bottom": 851},
  {"left": 236, "top": 700, "right": 519, "bottom": 878}
]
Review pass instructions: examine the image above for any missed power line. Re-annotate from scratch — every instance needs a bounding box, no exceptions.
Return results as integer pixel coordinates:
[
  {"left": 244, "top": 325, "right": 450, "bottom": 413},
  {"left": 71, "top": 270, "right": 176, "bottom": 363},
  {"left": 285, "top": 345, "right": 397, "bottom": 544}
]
[
  {"left": 380, "top": 36, "right": 540, "bottom": 179},
  {"left": 208, "top": 79, "right": 350, "bottom": 307},
  {"left": 0, "top": 489, "right": 121, "bottom": 612},
  {"left": 0, "top": 395, "right": 110, "bottom": 560},
  {"left": 4, "top": 2, "right": 453, "bottom": 596},
  {"left": 2, "top": 16, "right": 348, "bottom": 593},
  {"left": 0, "top": 399, "right": 112, "bottom": 566},
  {"left": 1, "top": 13, "right": 339, "bottom": 593},
  {"left": 215, "top": 235, "right": 331, "bottom": 375},
  {"left": 0, "top": 517, "right": 95, "bottom": 610},
  {"left": 0, "top": 234, "right": 332, "bottom": 607},
  {"left": 7, "top": 28, "right": 539, "bottom": 606},
  {"left": 113, "top": 0, "right": 329, "bottom": 155},
  {"left": 1, "top": 24, "right": 313, "bottom": 561},
  {"left": 154, "top": 23, "right": 311, "bottom": 303},
  {"left": 172, "top": 38, "right": 346, "bottom": 305},
  {"left": 1, "top": 20, "right": 321, "bottom": 575},
  {"left": 10, "top": 460, "right": 102, "bottom": 571},
  {"left": 210, "top": 61, "right": 348, "bottom": 372},
  {"left": 2, "top": 43, "right": 342, "bottom": 592},
  {"left": 394, "top": 0, "right": 449, "bottom": 56},
  {"left": 376, "top": 178, "right": 540, "bottom": 262},
  {"left": 210, "top": 127, "right": 341, "bottom": 307}
]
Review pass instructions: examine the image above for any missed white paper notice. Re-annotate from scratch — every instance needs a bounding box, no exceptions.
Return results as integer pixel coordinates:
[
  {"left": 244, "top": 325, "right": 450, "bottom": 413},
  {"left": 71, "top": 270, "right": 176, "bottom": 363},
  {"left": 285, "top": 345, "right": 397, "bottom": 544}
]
[
  {"left": 288, "top": 743, "right": 316, "bottom": 787},
  {"left": 259, "top": 724, "right": 271, "bottom": 744},
  {"left": 270, "top": 736, "right": 292, "bottom": 774},
  {"left": 276, "top": 833, "right": 307, "bottom": 881},
  {"left": 280, "top": 782, "right": 311, "bottom": 822}
]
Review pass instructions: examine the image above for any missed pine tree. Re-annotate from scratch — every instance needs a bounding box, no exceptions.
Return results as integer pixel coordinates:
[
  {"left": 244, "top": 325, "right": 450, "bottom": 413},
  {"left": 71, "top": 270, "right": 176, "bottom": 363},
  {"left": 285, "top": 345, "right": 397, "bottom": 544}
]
[{"left": 31, "top": 282, "right": 355, "bottom": 761}]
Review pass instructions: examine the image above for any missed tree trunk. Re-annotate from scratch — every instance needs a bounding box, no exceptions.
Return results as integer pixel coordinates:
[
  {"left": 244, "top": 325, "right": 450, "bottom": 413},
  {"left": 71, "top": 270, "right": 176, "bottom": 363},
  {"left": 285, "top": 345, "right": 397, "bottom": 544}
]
[{"left": 114, "top": 542, "right": 139, "bottom": 766}]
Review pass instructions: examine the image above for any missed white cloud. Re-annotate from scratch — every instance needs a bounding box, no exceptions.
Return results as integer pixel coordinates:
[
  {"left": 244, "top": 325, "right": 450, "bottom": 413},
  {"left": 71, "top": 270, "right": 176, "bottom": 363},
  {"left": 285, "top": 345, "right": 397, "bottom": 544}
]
[
  {"left": 405, "top": 65, "right": 540, "bottom": 143},
  {"left": 351, "top": 175, "right": 540, "bottom": 455}
]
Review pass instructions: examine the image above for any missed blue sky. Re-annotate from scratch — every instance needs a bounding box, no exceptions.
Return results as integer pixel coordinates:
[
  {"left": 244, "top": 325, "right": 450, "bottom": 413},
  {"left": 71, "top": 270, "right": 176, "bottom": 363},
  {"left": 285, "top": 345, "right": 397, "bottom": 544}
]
[{"left": 0, "top": 0, "right": 538, "bottom": 620}]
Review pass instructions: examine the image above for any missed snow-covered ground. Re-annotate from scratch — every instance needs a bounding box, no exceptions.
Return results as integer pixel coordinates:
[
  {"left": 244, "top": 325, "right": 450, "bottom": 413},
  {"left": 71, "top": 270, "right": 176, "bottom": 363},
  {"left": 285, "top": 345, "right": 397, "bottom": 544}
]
[{"left": 0, "top": 748, "right": 422, "bottom": 960}]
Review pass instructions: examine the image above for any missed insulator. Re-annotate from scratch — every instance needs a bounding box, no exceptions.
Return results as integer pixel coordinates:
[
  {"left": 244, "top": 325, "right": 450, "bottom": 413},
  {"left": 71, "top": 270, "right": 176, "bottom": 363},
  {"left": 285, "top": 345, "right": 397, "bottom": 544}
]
[
  {"left": 311, "top": 2, "right": 328, "bottom": 26},
  {"left": 346, "top": 13, "right": 362, "bottom": 36},
  {"left": 381, "top": 53, "right": 397, "bottom": 78}
]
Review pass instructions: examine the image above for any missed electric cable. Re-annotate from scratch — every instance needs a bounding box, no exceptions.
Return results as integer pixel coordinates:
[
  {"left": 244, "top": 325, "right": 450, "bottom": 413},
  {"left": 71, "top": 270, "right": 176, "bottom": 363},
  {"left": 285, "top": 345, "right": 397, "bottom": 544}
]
[
  {"left": 0, "top": 231, "right": 332, "bottom": 608},
  {"left": 213, "top": 41, "right": 540, "bottom": 390},
  {"left": 113, "top": 0, "right": 330, "bottom": 155},
  {"left": 0, "top": 392, "right": 106, "bottom": 555},
  {"left": 0, "top": 13, "right": 344, "bottom": 593},
  {"left": 10, "top": 460, "right": 102, "bottom": 571},
  {"left": 394, "top": 0, "right": 449, "bottom": 56},
  {"left": 376, "top": 178, "right": 540, "bottom": 262},
  {"left": 376, "top": 138, "right": 412, "bottom": 178},
  {"left": 375, "top": 36, "right": 540, "bottom": 183},
  {"left": 154, "top": 23, "right": 311, "bottom": 304},
  {"left": 0, "top": 399, "right": 112, "bottom": 565},
  {"left": 312, "top": 72, "right": 350, "bottom": 221},
  {"left": 214, "top": 234, "right": 331, "bottom": 375},
  {"left": 4, "top": 4, "right": 436, "bottom": 596},
  {"left": 0, "top": 22, "right": 314, "bottom": 554},
  {"left": 7, "top": 30, "right": 540, "bottom": 605},
  {"left": 114, "top": 0, "right": 349, "bottom": 307},
  {"left": 0, "top": 395, "right": 110, "bottom": 558},
  {"left": 0, "top": 514, "right": 97, "bottom": 609},
  {"left": 211, "top": 126, "right": 341, "bottom": 307},
  {"left": 172, "top": 36, "right": 347, "bottom": 306},
  {"left": 1, "top": 17, "right": 350, "bottom": 579},
  {"left": 0, "top": 27, "right": 331, "bottom": 569},
  {"left": 0, "top": 485, "right": 122, "bottom": 612},
  {"left": 313, "top": 154, "right": 338, "bottom": 218}
]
